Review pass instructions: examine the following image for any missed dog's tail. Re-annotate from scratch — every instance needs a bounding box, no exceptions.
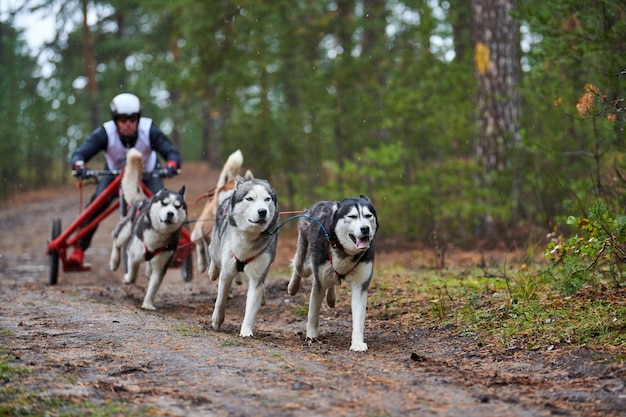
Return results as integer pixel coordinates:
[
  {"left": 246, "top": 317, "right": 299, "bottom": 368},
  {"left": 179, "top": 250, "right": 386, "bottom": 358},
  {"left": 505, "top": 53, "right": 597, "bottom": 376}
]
[
  {"left": 122, "top": 148, "right": 146, "bottom": 205},
  {"left": 217, "top": 149, "right": 244, "bottom": 188},
  {"left": 191, "top": 149, "right": 245, "bottom": 243},
  {"left": 191, "top": 149, "right": 247, "bottom": 273}
]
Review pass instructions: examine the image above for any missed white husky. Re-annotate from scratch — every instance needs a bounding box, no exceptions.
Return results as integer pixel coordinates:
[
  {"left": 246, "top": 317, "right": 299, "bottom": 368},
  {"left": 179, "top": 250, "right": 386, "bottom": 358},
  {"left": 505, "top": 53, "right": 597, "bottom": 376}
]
[
  {"left": 288, "top": 195, "right": 378, "bottom": 351},
  {"left": 109, "top": 148, "right": 188, "bottom": 310},
  {"left": 207, "top": 176, "right": 279, "bottom": 337},
  {"left": 190, "top": 149, "right": 253, "bottom": 273}
]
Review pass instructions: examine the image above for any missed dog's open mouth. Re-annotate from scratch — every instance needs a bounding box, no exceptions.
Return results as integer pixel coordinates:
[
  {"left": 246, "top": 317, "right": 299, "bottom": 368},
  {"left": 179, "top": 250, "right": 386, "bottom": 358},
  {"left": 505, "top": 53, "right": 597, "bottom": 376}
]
[
  {"left": 249, "top": 219, "right": 267, "bottom": 225},
  {"left": 350, "top": 234, "right": 370, "bottom": 249}
]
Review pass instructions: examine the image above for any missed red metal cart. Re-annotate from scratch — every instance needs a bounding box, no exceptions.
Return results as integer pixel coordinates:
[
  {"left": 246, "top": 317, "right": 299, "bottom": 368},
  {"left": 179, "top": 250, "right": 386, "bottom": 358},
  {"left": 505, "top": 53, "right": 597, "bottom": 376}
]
[{"left": 46, "top": 168, "right": 194, "bottom": 285}]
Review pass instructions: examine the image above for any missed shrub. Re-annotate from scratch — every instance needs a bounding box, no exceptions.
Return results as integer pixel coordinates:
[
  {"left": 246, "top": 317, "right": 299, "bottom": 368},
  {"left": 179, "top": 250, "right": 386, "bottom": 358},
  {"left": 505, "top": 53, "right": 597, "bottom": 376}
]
[{"left": 544, "top": 201, "right": 626, "bottom": 294}]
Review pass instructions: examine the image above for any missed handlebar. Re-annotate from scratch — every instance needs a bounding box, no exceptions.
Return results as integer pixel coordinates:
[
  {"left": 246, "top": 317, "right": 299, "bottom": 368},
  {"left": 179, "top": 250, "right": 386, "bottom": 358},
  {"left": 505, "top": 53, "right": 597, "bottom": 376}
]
[{"left": 72, "top": 167, "right": 177, "bottom": 181}]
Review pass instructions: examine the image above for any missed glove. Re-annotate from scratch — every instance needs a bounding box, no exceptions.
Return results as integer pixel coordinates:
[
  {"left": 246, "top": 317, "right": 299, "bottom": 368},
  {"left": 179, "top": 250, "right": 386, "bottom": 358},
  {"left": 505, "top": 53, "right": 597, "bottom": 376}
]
[
  {"left": 165, "top": 161, "right": 179, "bottom": 177},
  {"left": 72, "top": 161, "right": 87, "bottom": 178}
]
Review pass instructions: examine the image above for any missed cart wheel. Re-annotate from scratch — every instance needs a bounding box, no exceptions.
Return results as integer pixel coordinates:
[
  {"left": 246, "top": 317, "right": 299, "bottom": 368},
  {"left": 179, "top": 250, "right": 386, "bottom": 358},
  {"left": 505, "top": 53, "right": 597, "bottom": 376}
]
[
  {"left": 181, "top": 252, "right": 193, "bottom": 282},
  {"left": 48, "top": 218, "right": 61, "bottom": 285}
]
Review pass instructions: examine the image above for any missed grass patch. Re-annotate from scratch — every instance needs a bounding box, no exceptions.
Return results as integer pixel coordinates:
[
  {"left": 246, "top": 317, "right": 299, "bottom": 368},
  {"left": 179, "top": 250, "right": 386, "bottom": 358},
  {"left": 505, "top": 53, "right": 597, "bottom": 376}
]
[
  {"left": 290, "top": 305, "right": 308, "bottom": 317},
  {"left": 370, "top": 260, "right": 626, "bottom": 351},
  {"left": 220, "top": 339, "right": 245, "bottom": 347},
  {"left": 173, "top": 325, "right": 201, "bottom": 336}
]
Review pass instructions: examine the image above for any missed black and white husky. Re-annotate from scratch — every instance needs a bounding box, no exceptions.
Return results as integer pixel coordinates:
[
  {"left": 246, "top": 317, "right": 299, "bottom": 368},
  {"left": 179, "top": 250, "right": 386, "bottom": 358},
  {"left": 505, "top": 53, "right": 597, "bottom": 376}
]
[
  {"left": 109, "top": 148, "right": 188, "bottom": 311},
  {"left": 288, "top": 195, "right": 378, "bottom": 352},
  {"left": 208, "top": 175, "right": 279, "bottom": 337}
]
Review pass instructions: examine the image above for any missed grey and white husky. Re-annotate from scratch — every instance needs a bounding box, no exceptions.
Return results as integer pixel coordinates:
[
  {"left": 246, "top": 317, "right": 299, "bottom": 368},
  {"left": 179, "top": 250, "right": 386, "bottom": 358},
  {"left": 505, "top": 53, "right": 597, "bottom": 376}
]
[
  {"left": 288, "top": 195, "right": 378, "bottom": 352},
  {"left": 109, "top": 148, "right": 188, "bottom": 311},
  {"left": 208, "top": 175, "right": 279, "bottom": 337}
]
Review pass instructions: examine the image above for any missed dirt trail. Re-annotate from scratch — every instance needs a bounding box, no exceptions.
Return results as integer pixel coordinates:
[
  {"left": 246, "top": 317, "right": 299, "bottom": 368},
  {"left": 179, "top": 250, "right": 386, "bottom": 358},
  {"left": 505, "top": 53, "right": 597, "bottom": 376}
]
[{"left": 1, "top": 163, "right": 625, "bottom": 416}]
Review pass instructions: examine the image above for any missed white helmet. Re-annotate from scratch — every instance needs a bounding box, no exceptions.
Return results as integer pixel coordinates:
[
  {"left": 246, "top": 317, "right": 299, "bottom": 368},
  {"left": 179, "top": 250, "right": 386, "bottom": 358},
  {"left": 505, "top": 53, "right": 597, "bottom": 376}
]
[{"left": 110, "top": 93, "right": 141, "bottom": 119}]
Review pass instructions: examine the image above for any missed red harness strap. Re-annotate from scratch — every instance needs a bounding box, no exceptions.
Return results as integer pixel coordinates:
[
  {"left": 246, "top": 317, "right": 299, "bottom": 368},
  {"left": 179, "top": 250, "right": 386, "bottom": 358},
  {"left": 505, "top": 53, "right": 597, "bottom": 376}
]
[
  {"left": 144, "top": 242, "right": 176, "bottom": 261},
  {"left": 233, "top": 252, "right": 258, "bottom": 272}
]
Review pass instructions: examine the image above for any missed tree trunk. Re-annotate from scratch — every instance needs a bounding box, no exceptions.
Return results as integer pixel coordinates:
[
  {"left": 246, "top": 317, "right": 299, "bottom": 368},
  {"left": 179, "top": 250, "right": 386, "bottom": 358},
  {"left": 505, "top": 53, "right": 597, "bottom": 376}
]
[
  {"left": 449, "top": 0, "right": 473, "bottom": 64},
  {"left": 203, "top": 101, "right": 223, "bottom": 167},
  {"left": 472, "top": 0, "right": 520, "bottom": 171},
  {"left": 471, "top": 0, "right": 522, "bottom": 237},
  {"left": 81, "top": 0, "right": 99, "bottom": 127}
]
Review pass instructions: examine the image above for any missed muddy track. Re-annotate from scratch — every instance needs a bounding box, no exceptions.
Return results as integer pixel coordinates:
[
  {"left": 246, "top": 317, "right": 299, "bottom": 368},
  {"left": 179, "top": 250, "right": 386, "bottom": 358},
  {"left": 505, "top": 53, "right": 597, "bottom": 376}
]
[{"left": 1, "top": 163, "right": 625, "bottom": 416}]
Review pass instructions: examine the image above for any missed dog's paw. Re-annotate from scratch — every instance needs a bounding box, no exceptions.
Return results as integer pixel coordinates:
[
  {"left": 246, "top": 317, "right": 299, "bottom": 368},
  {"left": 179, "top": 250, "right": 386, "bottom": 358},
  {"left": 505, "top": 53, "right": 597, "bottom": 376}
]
[
  {"left": 326, "top": 286, "right": 336, "bottom": 308},
  {"left": 123, "top": 274, "right": 134, "bottom": 285},
  {"left": 305, "top": 337, "right": 322, "bottom": 348},
  {"left": 350, "top": 341, "right": 368, "bottom": 352},
  {"left": 208, "top": 262, "right": 219, "bottom": 281},
  {"left": 305, "top": 329, "right": 319, "bottom": 340},
  {"left": 287, "top": 279, "right": 300, "bottom": 296},
  {"left": 141, "top": 302, "right": 157, "bottom": 311},
  {"left": 239, "top": 328, "right": 254, "bottom": 337},
  {"left": 109, "top": 250, "right": 120, "bottom": 271}
]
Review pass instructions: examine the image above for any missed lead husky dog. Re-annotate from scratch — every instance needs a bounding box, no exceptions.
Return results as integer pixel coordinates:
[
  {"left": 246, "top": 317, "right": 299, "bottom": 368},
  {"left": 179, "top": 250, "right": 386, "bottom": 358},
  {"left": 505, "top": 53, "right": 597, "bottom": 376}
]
[
  {"left": 191, "top": 149, "right": 253, "bottom": 273},
  {"left": 109, "top": 148, "right": 188, "bottom": 311},
  {"left": 288, "top": 195, "right": 378, "bottom": 352},
  {"left": 208, "top": 176, "right": 279, "bottom": 337}
]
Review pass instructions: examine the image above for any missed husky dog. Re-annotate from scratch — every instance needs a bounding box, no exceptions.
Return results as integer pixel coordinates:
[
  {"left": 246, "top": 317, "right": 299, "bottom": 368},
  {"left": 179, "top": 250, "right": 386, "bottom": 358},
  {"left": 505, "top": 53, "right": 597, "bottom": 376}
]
[
  {"left": 191, "top": 150, "right": 253, "bottom": 273},
  {"left": 109, "top": 148, "right": 188, "bottom": 310},
  {"left": 288, "top": 195, "right": 378, "bottom": 352},
  {"left": 208, "top": 176, "right": 279, "bottom": 337}
]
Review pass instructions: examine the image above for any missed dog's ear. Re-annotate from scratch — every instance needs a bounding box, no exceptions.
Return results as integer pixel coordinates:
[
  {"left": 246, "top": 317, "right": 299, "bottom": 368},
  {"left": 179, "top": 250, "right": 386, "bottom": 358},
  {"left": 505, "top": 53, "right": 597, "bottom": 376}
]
[
  {"left": 330, "top": 201, "right": 340, "bottom": 221},
  {"left": 360, "top": 194, "right": 369, "bottom": 201},
  {"left": 235, "top": 175, "right": 246, "bottom": 187},
  {"left": 178, "top": 185, "right": 186, "bottom": 197}
]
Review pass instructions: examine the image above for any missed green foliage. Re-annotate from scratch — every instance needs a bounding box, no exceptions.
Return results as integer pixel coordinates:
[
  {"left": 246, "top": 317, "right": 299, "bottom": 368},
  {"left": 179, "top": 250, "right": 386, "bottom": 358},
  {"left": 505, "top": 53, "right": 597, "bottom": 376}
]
[
  {"left": 2, "top": 0, "right": 625, "bottom": 247},
  {"left": 371, "top": 260, "right": 626, "bottom": 350},
  {"left": 313, "top": 142, "right": 512, "bottom": 245},
  {"left": 544, "top": 202, "right": 626, "bottom": 295},
  {"left": 506, "top": 268, "right": 543, "bottom": 304},
  {"left": 290, "top": 305, "right": 308, "bottom": 318},
  {"left": 542, "top": 80, "right": 626, "bottom": 296},
  {"left": 0, "top": 21, "right": 62, "bottom": 196}
]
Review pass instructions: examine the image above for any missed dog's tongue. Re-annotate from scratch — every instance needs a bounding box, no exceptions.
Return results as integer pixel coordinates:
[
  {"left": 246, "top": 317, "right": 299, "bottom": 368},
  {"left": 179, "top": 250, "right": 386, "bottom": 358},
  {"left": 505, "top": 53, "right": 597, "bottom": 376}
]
[{"left": 355, "top": 238, "right": 370, "bottom": 249}]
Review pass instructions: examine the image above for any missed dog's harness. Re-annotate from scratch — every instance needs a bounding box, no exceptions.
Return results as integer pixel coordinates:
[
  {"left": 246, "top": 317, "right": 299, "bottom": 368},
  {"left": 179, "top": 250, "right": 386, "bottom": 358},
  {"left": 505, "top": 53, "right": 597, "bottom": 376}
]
[
  {"left": 266, "top": 213, "right": 368, "bottom": 282},
  {"left": 326, "top": 242, "right": 366, "bottom": 282},
  {"left": 141, "top": 224, "right": 177, "bottom": 261},
  {"left": 231, "top": 229, "right": 276, "bottom": 272},
  {"left": 144, "top": 242, "right": 176, "bottom": 261},
  {"left": 233, "top": 253, "right": 258, "bottom": 272}
]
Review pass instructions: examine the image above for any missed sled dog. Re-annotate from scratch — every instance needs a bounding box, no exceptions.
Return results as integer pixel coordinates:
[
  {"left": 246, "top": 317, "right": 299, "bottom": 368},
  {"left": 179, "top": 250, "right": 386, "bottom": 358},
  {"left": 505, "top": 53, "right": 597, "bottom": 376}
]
[
  {"left": 207, "top": 175, "right": 279, "bottom": 337},
  {"left": 109, "top": 148, "right": 188, "bottom": 310},
  {"left": 287, "top": 195, "right": 378, "bottom": 351},
  {"left": 191, "top": 149, "right": 253, "bottom": 273}
]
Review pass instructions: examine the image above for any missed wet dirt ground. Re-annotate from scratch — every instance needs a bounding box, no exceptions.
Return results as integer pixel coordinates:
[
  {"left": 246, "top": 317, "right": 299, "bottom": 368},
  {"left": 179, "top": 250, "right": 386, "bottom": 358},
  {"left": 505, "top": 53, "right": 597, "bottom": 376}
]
[{"left": 1, "top": 163, "right": 625, "bottom": 416}]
